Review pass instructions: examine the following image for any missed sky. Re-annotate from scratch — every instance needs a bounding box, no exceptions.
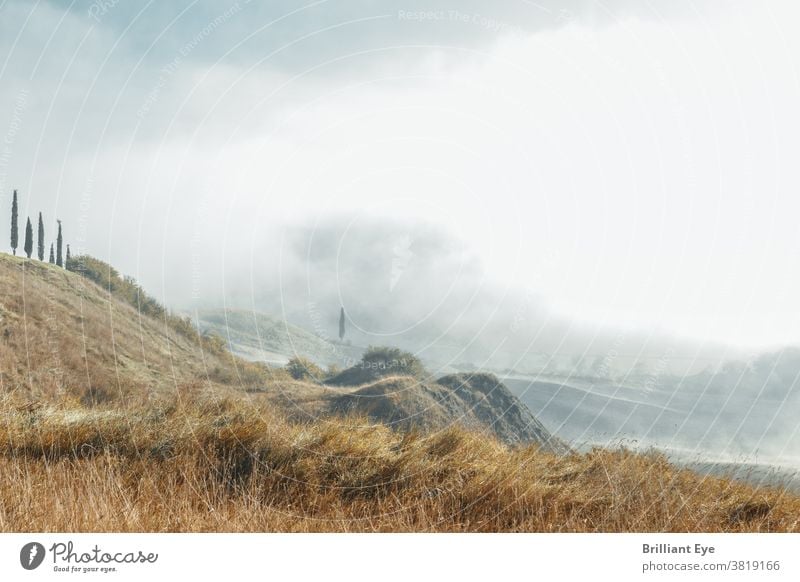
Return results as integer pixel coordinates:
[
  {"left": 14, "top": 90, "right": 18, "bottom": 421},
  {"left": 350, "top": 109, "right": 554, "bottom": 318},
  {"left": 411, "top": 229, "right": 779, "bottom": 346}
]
[{"left": 1, "top": 0, "right": 799, "bottom": 353}]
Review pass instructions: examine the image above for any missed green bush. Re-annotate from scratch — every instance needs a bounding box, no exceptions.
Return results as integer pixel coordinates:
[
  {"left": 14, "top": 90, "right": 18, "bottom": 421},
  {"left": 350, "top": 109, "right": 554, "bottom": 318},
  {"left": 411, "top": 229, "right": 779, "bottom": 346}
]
[
  {"left": 360, "top": 346, "right": 426, "bottom": 378},
  {"left": 326, "top": 346, "right": 428, "bottom": 386},
  {"left": 285, "top": 356, "right": 324, "bottom": 381}
]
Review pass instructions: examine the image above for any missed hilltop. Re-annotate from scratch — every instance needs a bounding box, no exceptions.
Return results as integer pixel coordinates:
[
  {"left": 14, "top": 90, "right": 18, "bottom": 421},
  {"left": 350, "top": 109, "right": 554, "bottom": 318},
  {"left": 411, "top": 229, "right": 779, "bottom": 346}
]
[
  {"left": 326, "top": 374, "right": 564, "bottom": 450},
  {"left": 247, "top": 346, "right": 563, "bottom": 449},
  {"left": 319, "top": 348, "right": 564, "bottom": 449}
]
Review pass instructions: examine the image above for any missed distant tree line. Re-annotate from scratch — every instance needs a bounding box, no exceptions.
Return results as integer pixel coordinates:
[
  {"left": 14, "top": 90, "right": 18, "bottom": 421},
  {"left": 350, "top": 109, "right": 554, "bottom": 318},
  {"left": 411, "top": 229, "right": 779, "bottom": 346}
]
[{"left": 8, "top": 189, "right": 69, "bottom": 267}]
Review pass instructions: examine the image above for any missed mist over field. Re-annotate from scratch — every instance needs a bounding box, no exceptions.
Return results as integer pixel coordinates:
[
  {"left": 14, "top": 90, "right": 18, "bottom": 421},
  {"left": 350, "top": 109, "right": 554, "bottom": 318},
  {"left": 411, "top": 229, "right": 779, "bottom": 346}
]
[{"left": 1, "top": 0, "right": 799, "bottom": 495}]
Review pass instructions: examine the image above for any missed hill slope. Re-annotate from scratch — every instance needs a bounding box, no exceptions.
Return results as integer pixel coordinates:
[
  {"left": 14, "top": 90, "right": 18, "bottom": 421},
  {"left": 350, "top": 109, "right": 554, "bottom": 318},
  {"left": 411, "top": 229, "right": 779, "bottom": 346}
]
[
  {"left": 2, "top": 393, "right": 798, "bottom": 532},
  {"left": 327, "top": 373, "right": 564, "bottom": 450},
  {"left": 0, "top": 255, "right": 560, "bottom": 449},
  {"left": 0, "top": 254, "right": 268, "bottom": 403},
  {"left": 193, "top": 308, "right": 364, "bottom": 367},
  {"left": 1, "top": 253, "right": 799, "bottom": 532}
]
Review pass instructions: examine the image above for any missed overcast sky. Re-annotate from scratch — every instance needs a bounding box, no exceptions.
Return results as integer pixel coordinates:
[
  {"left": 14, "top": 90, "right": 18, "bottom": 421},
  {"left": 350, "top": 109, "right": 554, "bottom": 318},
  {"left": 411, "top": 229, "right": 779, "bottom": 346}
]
[{"left": 1, "top": 0, "right": 799, "bottom": 351}]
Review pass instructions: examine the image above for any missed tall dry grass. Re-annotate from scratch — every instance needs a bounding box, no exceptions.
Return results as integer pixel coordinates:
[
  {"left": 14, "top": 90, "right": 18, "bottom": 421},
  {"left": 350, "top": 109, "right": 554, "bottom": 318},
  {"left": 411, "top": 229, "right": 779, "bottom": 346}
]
[
  {"left": 2, "top": 253, "right": 798, "bottom": 532},
  {"left": 0, "top": 254, "right": 280, "bottom": 405},
  {"left": 1, "top": 391, "right": 797, "bottom": 533}
]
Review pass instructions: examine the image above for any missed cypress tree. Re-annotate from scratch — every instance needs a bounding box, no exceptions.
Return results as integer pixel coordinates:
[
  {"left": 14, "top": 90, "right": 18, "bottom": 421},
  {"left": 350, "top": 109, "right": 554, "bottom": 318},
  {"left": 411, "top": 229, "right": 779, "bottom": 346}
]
[
  {"left": 37, "top": 212, "right": 45, "bottom": 260},
  {"left": 56, "top": 220, "right": 63, "bottom": 267},
  {"left": 23, "top": 218, "right": 33, "bottom": 258},
  {"left": 66, "top": 244, "right": 71, "bottom": 265},
  {"left": 10, "top": 190, "right": 18, "bottom": 255},
  {"left": 338, "top": 307, "right": 346, "bottom": 341},
  {"left": 49, "top": 243, "right": 55, "bottom": 264}
]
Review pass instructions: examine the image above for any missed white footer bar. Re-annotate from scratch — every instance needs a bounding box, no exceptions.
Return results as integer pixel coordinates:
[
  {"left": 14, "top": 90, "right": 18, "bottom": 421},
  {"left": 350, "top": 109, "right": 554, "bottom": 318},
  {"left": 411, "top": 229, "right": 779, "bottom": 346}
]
[{"left": 1, "top": 533, "right": 795, "bottom": 581}]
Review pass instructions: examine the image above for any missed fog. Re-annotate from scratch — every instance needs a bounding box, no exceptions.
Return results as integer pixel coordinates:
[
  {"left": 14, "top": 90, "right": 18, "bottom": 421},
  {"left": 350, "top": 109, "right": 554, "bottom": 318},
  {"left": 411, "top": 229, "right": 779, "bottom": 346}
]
[
  {"left": 506, "top": 349, "right": 800, "bottom": 475},
  {"left": 214, "top": 216, "right": 732, "bottom": 376},
  {"left": 1, "top": 1, "right": 800, "bottom": 359}
]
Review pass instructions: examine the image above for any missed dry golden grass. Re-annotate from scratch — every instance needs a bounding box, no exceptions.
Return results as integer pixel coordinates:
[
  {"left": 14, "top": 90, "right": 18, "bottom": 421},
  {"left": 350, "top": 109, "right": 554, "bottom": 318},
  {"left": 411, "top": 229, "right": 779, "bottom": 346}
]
[
  {"left": 1, "top": 391, "right": 798, "bottom": 533},
  {"left": 2, "top": 253, "right": 799, "bottom": 532},
  {"left": 0, "top": 254, "right": 281, "bottom": 404}
]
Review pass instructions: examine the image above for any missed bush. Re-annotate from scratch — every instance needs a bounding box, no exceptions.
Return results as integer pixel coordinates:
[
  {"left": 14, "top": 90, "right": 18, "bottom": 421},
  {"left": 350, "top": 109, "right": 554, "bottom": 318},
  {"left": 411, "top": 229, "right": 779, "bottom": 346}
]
[
  {"left": 286, "top": 357, "right": 324, "bottom": 381},
  {"left": 326, "top": 346, "right": 427, "bottom": 386},
  {"left": 360, "top": 346, "right": 426, "bottom": 378}
]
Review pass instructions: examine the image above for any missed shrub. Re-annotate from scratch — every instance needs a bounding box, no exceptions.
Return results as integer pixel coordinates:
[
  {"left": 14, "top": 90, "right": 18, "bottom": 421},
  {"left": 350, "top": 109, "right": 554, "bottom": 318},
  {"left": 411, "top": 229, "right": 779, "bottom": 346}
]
[
  {"left": 326, "top": 346, "right": 427, "bottom": 386},
  {"left": 360, "top": 346, "right": 426, "bottom": 378},
  {"left": 286, "top": 356, "right": 324, "bottom": 381}
]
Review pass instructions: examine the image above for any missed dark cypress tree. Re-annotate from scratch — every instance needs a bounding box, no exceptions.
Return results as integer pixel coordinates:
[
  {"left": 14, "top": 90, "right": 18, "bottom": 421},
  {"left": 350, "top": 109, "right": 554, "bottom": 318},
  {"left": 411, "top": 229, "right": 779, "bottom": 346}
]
[
  {"left": 10, "top": 190, "right": 18, "bottom": 255},
  {"left": 23, "top": 218, "right": 33, "bottom": 258},
  {"left": 338, "top": 307, "right": 346, "bottom": 341},
  {"left": 49, "top": 243, "right": 55, "bottom": 264},
  {"left": 37, "top": 212, "right": 45, "bottom": 260},
  {"left": 65, "top": 244, "right": 71, "bottom": 265},
  {"left": 56, "top": 220, "right": 63, "bottom": 267}
]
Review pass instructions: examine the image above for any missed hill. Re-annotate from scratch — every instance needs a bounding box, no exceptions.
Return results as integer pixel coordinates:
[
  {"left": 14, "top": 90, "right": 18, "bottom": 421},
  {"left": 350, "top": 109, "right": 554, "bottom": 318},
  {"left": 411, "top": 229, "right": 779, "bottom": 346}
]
[
  {"left": 193, "top": 308, "right": 364, "bottom": 367},
  {"left": 2, "top": 252, "right": 799, "bottom": 532},
  {"left": 252, "top": 346, "right": 562, "bottom": 449},
  {"left": 325, "top": 368, "right": 565, "bottom": 450},
  {"left": 0, "top": 254, "right": 560, "bottom": 447},
  {"left": 1, "top": 392, "right": 798, "bottom": 532},
  {"left": 325, "top": 345, "right": 427, "bottom": 386},
  {"left": 0, "top": 254, "right": 271, "bottom": 403}
]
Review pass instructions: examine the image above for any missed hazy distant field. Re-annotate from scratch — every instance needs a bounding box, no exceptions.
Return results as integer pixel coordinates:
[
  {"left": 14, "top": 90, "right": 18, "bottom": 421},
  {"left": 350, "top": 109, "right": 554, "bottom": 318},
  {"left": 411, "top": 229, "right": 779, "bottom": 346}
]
[{"left": 505, "top": 371, "right": 800, "bottom": 491}]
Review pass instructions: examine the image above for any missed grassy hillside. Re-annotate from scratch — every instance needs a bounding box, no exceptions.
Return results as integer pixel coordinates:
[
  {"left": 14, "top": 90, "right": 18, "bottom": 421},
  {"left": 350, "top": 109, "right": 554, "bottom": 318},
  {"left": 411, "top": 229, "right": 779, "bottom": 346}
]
[
  {"left": 0, "top": 392, "right": 797, "bottom": 532},
  {"left": 0, "top": 254, "right": 273, "bottom": 403},
  {"left": 0, "top": 254, "right": 558, "bottom": 445},
  {"left": 263, "top": 347, "right": 565, "bottom": 449},
  {"left": 2, "top": 252, "right": 799, "bottom": 532},
  {"left": 326, "top": 371, "right": 565, "bottom": 450}
]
